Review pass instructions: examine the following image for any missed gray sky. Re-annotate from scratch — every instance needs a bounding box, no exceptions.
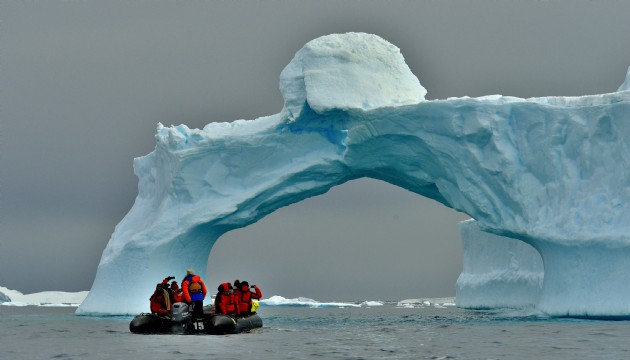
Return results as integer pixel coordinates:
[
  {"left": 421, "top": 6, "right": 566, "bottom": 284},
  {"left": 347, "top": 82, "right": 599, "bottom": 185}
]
[{"left": 1, "top": 1, "right": 629, "bottom": 301}]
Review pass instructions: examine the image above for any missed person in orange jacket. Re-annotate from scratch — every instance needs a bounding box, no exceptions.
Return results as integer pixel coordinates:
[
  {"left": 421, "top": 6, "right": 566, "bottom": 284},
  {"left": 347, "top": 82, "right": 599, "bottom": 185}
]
[
  {"left": 170, "top": 281, "right": 185, "bottom": 303},
  {"left": 234, "top": 281, "right": 262, "bottom": 315},
  {"left": 181, "top": 269, "right": 207, "bottom": 319},
  {"left": 150, "top": 282, "right": 171, "bottom": 317},
  {"left": 214, "top": 282, "right": 239, "bottom": 316}
]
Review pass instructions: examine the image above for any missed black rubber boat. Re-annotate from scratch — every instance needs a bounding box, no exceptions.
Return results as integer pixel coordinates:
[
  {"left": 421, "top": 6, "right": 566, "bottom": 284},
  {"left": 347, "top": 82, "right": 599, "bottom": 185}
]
[{"left": 129, "top": 302, "right": 263, "bottom": 335}]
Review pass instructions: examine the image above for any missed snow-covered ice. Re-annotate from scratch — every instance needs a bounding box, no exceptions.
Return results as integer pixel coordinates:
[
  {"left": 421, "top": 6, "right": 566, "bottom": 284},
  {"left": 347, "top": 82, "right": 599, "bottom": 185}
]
[
  {"left": 260, "top": 295, "right": 382, "bottom": 308},
  {"left": 397, "top": 298, "right": 457, "bottom": 308},
  {"left": 77, "top": 33, "right": 630, "bottom": 318},
  {"left": 0, "top": 286, "right": 88, "bottom": 307},
  {"left": 279, "top": 32, "right": 426, "bottom": 120}
]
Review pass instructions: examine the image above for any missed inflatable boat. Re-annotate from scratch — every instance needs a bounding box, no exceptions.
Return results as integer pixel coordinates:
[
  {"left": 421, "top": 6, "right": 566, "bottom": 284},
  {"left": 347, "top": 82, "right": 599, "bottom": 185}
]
[{"left": 129, "top": 302, "right": 263, "bottom": 335}]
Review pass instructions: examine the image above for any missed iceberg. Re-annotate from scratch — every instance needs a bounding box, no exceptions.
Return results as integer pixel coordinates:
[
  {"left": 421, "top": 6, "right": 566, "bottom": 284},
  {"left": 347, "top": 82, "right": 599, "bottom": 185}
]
[
  {"left": 397, "top": 298, "right": 457, "bottom": 308},
  {"left": 260, "top": 295, "right": 364, "bottom": 308},
  {"left": 0, "top": 286, "right": 88, "bottom": 307},
  {"left": 78, "top": 32, "right": 630, "bottom": 318}
]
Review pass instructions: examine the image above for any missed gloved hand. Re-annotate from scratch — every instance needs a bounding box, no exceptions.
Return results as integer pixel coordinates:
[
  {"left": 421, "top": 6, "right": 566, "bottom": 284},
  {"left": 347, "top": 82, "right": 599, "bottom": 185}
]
[{"left": 166, "top": 276, "right": 175, "bottom": 281}]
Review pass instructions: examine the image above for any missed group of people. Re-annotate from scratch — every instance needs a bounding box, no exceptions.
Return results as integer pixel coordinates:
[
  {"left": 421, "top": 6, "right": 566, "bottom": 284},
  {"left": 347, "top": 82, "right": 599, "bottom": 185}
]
[
  {"left": 149, "top": 269, "right": 262, "bottom": 319},
  {"left": 215, "top": 279, "right": 262, "bottom": 316}
]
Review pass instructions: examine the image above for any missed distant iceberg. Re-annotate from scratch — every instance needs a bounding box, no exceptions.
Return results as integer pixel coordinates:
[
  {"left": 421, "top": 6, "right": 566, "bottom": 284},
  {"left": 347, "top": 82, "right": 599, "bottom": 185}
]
[
  {"left": 78, "top": 32, "right": 630, "bottom": 318},
  {"left": 0, "top": 286, "right": 88, "bottom": 307},
  {"left": 260, "top": 295, "right": 383, "bottom": 308},
  {"left": 397, "top": 298, "right": 457, "bottom": 308}
]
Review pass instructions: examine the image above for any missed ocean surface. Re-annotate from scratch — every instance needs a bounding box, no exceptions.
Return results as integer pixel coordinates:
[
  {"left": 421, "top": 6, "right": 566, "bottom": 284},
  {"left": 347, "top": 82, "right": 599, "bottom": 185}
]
[{"left": 1, "top": 299, "right": 629, "bottom": 360}]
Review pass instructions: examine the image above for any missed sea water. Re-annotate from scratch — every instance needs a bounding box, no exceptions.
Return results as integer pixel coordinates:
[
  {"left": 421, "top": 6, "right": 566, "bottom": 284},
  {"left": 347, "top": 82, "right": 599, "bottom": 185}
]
[{"left": 1, "top": 302, "right": 629, "bottom": 360}]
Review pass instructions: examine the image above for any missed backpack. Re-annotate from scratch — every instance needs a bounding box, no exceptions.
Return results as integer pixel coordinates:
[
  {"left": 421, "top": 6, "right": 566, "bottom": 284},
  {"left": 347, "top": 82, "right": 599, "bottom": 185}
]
[{"left": 189, "top": 281, "right": 202, "bottom": 294}]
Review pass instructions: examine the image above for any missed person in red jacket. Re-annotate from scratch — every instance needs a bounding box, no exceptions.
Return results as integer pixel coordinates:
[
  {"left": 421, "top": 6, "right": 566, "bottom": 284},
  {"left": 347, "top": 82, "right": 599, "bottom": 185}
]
[
  {"left": 170, "top": 281, "right": 185, "bottom": 303},
  {"left": 181, "top": 269, "right": 207, "bottom": 319},
  {"left": 234, "top": 281, "right": 262, "bottom": 315},
  {"left": 214, "top": 282, "right": 239, "bottom": 316},
  {"left": 150, "top": 283, "right": 171, "bottom": 317}
]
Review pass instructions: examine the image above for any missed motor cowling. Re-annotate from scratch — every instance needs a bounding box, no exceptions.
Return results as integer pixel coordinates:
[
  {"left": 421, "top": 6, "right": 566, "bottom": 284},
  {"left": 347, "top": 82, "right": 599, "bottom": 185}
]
[{"left": 171, "top": 302, "right": 191, "bottom": 323}]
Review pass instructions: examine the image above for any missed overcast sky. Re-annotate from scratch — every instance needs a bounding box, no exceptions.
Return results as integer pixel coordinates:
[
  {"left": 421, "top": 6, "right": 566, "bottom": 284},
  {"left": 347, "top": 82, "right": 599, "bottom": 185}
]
[{"left": 2, "top": 1, "right": 629, "bottom": 301}]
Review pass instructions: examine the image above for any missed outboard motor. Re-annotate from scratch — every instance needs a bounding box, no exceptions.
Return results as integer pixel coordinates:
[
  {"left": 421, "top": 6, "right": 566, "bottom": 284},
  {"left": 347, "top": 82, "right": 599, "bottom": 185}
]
[{"left": 170, "top": 302, "right": 191, "bottom": 334}]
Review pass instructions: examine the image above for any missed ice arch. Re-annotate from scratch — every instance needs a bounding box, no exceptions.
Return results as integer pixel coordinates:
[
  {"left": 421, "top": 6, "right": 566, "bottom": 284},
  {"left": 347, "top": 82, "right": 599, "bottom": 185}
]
[{"left": 78, "top": 33, "right": 630, "bottom": 317}]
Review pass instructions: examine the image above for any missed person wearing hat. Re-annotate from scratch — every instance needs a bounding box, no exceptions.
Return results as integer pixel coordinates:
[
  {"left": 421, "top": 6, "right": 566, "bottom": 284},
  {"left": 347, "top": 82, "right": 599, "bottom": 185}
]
[
  {"left": 214, "top": 282, "right": 239, "bottom": 316},
  {"left": 150, "top": 278, "right": 174, "bottom": 317},
  {"left": 181, "top": 269, "right": 207, "bottom": 319},
  {"left": 234, "top": 281, "right": 262, "bottom": 315}
]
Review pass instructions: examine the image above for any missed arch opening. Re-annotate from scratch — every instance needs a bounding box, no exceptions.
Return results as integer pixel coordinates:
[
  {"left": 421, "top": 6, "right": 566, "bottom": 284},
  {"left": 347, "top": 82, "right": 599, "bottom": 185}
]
[{"left": 206, "top": 178, "right": 470, "bottom": 302}]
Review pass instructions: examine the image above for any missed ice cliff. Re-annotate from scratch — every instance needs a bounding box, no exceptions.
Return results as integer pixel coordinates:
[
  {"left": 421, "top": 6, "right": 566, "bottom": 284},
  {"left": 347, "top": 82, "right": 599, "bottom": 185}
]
[
  {"left": 78, "top": 33, "right": 630, "bottom": 317},
  {"left": 456, "top": 220, "right": 543, "bottom": 309}
]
